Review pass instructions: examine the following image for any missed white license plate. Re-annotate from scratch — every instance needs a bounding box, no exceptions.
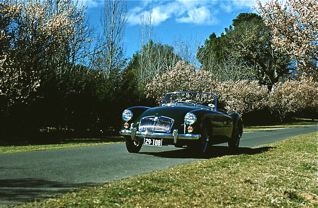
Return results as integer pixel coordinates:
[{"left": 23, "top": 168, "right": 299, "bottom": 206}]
[{"left": 143, "top": 138, "right": 162, "bottom": 147}]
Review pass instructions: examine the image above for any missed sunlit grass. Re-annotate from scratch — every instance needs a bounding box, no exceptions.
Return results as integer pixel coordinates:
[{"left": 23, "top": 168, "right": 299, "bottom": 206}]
[{"left": 17, "top": 132, "right": 318, "bottom": 208}]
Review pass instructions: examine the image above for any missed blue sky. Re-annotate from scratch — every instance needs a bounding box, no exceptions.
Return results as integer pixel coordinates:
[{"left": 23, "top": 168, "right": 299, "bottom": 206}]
[{"left": 83, "top": 0, "right": 261, "bottom": 60}]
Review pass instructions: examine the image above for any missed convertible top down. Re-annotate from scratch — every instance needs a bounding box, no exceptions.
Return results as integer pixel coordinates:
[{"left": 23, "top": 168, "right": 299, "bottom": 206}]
[{"left": 120, "top": 91, "right": 243, "bottom": 155}]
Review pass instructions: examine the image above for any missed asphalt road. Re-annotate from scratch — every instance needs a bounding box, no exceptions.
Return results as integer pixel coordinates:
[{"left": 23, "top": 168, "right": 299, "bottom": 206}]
[{"left": 0, "top": 125, "right": 317, "bottom": 206}]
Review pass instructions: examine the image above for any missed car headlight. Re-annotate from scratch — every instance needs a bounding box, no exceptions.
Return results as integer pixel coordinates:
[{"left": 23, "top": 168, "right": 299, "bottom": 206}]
[
  {"left": 184, "top": 112, "right": 197, "bottom": 125},
  {"left": 122, "top": 109, "right": 133, "bottom": 121}
]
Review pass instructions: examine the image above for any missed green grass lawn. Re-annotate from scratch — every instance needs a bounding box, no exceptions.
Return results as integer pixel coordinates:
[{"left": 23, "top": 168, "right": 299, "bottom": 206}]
[{"left": 17, "top": 132, "right": 318, "bottom": 208}]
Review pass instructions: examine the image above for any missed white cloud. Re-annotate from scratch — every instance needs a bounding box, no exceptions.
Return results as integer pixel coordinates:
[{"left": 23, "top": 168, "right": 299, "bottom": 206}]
[
  {"left": 230, "top": 0, "right": 270, "bottom": 11},
  {"left": 127, "top": 1, "right": 180, "bottom": 25},
  {"left": 177, "top": 6, "right": 217, "bottom": 25},
  {"left": 176, "top": 0, "right": 217, "bottom": 9},
  {"left": 78, "top": 0, "right": 101, "bottom": 8},
  {"left": 127, "top": 0, "right": 261, "bottom": 26},
  {"left": 232, "top": 0, "right": 256, "bottom": 8},
  {"left": 127, "top": 7, "right": 170, "bottom": 26},
  {"left": 151, "top": 7, "right": 170, "bottom": 25}
]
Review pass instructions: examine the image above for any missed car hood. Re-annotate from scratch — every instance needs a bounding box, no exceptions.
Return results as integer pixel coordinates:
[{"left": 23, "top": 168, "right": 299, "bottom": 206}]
[{"left": 138, "top": 105, "right": 198, "bottom": 125}]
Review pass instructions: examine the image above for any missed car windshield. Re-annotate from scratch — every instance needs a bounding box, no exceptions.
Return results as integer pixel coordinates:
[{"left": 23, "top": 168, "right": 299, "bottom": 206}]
[{"left": 161, "top": 91, "right": 217, "bottom": 108}]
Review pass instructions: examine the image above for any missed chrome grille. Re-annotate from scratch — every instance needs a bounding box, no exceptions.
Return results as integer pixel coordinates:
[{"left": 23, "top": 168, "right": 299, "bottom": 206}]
[{"left": 139, "top": 116, "right": 174, "bottom": 133}]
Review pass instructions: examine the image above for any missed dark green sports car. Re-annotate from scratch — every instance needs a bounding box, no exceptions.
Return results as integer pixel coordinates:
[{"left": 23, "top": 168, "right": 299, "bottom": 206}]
[{"left": 120, "top": 91, "right": 243, "bottom": 155}]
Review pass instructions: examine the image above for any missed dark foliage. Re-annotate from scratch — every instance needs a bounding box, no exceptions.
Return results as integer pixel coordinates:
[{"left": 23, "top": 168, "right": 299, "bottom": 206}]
[
  {"left": 197, "top": 13, "right": 291, "bottom": 89},
  {"left": 0, "top": 63, "right": 155, "bottom": 143}
]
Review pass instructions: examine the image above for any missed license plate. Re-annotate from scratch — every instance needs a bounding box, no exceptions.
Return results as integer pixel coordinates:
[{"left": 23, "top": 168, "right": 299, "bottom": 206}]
[{"left": 143, "top": 138, "right": 162, "bottom": 147}]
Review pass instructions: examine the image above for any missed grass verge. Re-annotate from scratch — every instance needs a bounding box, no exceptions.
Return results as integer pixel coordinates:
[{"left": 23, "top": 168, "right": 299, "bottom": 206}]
[{"left": 18, "top": 132, "right": 318, "bottom": 208}]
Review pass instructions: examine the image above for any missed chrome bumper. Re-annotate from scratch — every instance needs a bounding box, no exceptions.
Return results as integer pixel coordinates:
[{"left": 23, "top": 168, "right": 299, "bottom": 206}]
[{"left": 120, "top": 129, "right": 201, "bottom": 144}]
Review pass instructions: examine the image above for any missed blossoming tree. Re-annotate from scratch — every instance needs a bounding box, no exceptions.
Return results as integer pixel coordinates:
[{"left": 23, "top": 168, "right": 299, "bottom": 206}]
[{"left": 257, "top": 0, "right": 318, "bottom": 78}]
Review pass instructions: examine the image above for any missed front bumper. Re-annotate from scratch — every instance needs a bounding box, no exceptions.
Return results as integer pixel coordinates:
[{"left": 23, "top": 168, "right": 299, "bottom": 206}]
[{"left": 120, "top": 128, "right": 201, "bottom": 144}]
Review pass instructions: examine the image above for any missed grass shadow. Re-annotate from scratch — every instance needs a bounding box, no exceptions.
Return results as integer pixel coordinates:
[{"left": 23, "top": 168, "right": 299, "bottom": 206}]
[
  {"left": 0, "top": 178, "right": 96, "bottom": 205},
  {"left": 139, "top": 146, "right": 273, "bottom": 159}
]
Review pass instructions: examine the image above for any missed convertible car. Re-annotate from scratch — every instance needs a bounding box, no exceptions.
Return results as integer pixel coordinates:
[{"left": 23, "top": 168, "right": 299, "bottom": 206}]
[{"left": 120, "top": 91, "right": 243, "bottom": 155}]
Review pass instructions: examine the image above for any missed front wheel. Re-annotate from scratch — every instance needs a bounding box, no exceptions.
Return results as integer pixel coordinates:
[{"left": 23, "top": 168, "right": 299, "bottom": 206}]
[
  {"left": 125, "top": 137, "right": 143, "bottom": 153},
  {"left": 198, "top": 136, "right": 209, "bottom": 154},
  {"left": 228, "top": 122, "right": 242, "bottom": 152},
  {"left": 188, "top": 135, "right": 210, "bottom": 156}
]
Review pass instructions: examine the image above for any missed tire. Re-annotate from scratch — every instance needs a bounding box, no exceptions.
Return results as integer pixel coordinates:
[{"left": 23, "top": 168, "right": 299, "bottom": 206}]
[
  {"left": 197, "top": 136, "right": 209, "bottom": 155},
  {"left": 125, "top": 137, "right": 143, "bottom": 153},
  {"left": 190, "top": 130, "right": 210, "bottom": 156},
  {"left": 228, "top": 121, "right": 242, "bottom": 152}
]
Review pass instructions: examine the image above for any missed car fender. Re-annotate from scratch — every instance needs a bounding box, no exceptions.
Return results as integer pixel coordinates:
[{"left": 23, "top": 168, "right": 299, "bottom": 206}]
[
  {"left": 126, "top": 106, "right": 150, "bottom": 123},
  {"left": 188, "top": 109, "right": 221, "bottom": 134},
  {"left": 228, "top": 112, "right": 243, "bottom": 137}
]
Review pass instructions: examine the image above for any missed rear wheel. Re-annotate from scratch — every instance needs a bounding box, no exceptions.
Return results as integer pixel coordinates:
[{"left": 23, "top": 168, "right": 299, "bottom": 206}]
[{"left": 125, "top": 137, "right": 143, "bottom": 153}]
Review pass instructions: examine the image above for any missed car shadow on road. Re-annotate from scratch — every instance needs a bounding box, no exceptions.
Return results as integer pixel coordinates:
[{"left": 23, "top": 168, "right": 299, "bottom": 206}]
[
  {"left": 139, "top": 146, "right": 273, "bottom": 159},
  {"left": 0, "top": 178, "right": 96, "bottom": 206}
]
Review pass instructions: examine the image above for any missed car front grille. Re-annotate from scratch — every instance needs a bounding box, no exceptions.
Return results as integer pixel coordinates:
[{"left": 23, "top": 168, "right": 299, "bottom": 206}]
[{"left": 139, "top": 116, "right": 174, "bottom": 133}]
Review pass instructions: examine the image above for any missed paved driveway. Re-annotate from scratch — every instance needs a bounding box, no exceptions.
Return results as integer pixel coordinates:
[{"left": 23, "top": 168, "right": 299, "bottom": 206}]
[{"left": 0, "top": 125, "right": 316, "bottom": 206}]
